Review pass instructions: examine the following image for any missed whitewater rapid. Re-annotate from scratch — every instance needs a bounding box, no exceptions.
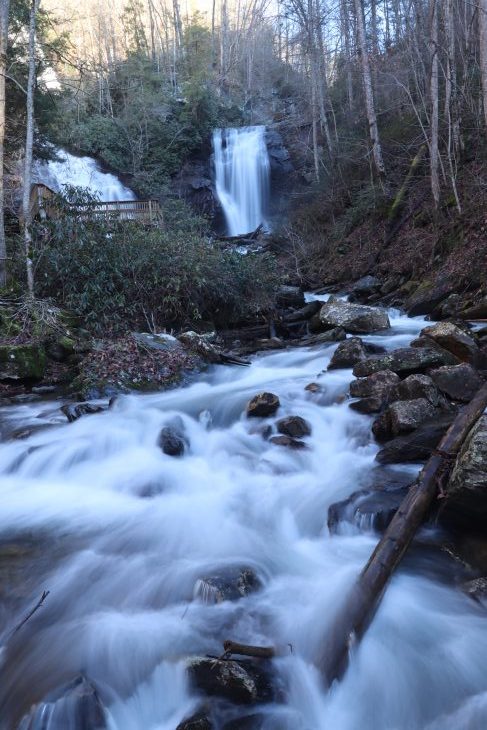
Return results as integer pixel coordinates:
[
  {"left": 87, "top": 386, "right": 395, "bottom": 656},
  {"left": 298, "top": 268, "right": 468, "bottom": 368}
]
[{"left": 0, "top": 309, "right": 486, "bottom": 729}]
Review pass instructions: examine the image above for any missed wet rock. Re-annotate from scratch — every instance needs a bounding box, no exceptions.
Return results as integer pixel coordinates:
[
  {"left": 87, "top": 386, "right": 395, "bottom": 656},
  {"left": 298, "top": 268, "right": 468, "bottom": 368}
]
[
  {"left": 305, "top": 382, "right": 321, "bottom": 393},
  {"left": 275, "top": 286, "right": 305, "bottom": 309},
  {"left": 430, "top": 363, "right": 484, "bottom": 402},
  {"left": 376, "top": 414, "right": 456, "bottom": 463},
  {"left": 0, "top": 344, "right": 46, "bottom": 382},
  {"left": 349, "top": 370, "right": 400, "bottom": 410},
  {"left": 442, "top": 415, "right": 487, "bottom": 532},
  {"left": 194, "top": 566, "right": 262, "bottom": 604},
  {"left": 283, "top": 300, "right": 322, "bottom": 322},
  {"left": 176, "top": 709, "right": 213, "bottom": 730},
  {"left": 17, "top": 675, "right": 107, "bottom": 730},
  {"left": 314, "top": 300, "right": 390, "bottom": 334},
  {"left": 409, "top": 336, "right": 461, "bottom": 366},
  {"left": 389, "top": 374, "right": 442, "bottom": 406},
  {"left": 349, "top": 396, "right": 384, "bottom": 414},
  {"left": 328, "top": 337, "right": 368, "bottom": 370},
  {"left": 247, "top": 392, "right": 280, "bottom": 418},
  {"left": 61, "top": 402, "right": 106, "bottom": 423},
  {"left": 461, "top": 577, "right": 487, "bottom": 602},
  {"left": 187, "top": 658, "right": 273, "bottom": 704},
  {"left": 353, "top": 347, "right": 452, "bottom": 378},
  {"left": 459, "top": 296, "right": 487, "bottom": 320},
  {"left": 419, "top": 322, "right": 479, "bottom": 364},
  {"left": 221, "top": 715, "right": 265, "bottom": 730},
  {"left": 328, "top": 487, "right": 409, "bottom": 533},
  {"left": 372, "top": 398, "right": 438, "bottom": 440},
  {"left": 269, "top": 435, "right": 307, "bottom": 450},
  {"left": 276, "top": 416, "right": 311, "bottom": 438},
  {"left": 158, "top": 423, "right": 188, "bottom": 457}
]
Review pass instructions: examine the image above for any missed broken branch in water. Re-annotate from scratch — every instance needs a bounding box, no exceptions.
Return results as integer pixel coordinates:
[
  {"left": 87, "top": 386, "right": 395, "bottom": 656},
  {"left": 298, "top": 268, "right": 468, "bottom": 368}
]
[
  {"left": 220, "top": 640, "right": 275, "bottom": 659},
  {"left": 12, "top": 590, "right": 50, "bottom": 635}
]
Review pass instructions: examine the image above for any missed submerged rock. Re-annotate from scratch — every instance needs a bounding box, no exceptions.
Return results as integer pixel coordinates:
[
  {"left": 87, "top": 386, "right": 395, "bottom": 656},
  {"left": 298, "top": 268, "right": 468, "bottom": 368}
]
[
  {"left": 221, "top": 715, "right": 266, "bottom": 730},
  {"left": 313, "top": 300, "right": 390, "bottom": 334},
  {"left": 17, "top": 675, "right": 107, "bottom": 730},
  {"left": 158, "top": 418, "right": 188, "bottom": 457},
  {"left": 276, "top": 416, "right": 311, "bottom": 438},
  {"left": 247, "top": 393, "right": 280, "bottom": 418},
  {"left": 187, "top": 658, "right": 273, "bottom": 705},
  {"left": 61, "top": 402, "right": 106, "bottom": 422},
  {"left": 194, "top": 566, "right": 261, "bottom": 604},
  {"left": 328, "top": 487, "right": 409, "bottom": 533},
  {"left": 270, "top": 435, "right": 307, "bottom": 450},
  {"left": 462, "top": 577, "right": 487, "bottom": 602}
]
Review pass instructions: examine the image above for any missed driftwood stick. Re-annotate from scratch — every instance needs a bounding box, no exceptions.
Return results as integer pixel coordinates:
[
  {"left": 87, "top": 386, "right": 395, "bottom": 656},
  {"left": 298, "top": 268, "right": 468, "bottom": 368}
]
[
  {"left": 320, "top": 382, "right": 487, "bottom": 686},
  {"left": 12, "top": 590, "right": 50, "bottom": 636},
  {"left": 221, "top": 640, "right": 275, "bottom": 659}
]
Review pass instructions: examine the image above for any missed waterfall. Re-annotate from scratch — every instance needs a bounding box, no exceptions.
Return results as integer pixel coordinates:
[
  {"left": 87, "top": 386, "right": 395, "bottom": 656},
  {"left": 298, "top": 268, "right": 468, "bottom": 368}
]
[
  {"left": 213, "top": 126, "right": 270, "bottom": 236},
  {"left": 34, "top": 149, "right": 136, "bottom": 202}
]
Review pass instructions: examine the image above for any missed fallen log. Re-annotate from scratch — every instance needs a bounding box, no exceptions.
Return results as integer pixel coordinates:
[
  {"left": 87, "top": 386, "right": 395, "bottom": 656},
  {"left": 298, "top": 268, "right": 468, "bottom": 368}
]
[
  {"left": 221, "top": 640, "right": 275, "bottom": 659},
  {"left": 217, "top": 224, "right": 264, "bottom": 242},
  {"left": 320, "top": 381, "right": 487, "bottom": 685}
]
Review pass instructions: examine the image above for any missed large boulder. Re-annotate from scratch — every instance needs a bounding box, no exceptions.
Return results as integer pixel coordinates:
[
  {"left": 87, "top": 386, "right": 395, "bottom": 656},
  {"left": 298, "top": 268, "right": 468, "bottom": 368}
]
[
  {"left": 246, "top": 392, "right": 280, "bottom": 418},
  {"left": 313, "top": 300, "right": 390, "bottom": 334},
  {"left": 353, "top": 347, "right": 452, "bottom": 378},
  {"left": 442, "top": 415, "right": 487, "bottom": 532},
  {"left": 419, "top": 322, "right": 479, "bottom": 364},
  {"left": 405, "top": 278, "right": 455, "bottom": 316},
  {"left": 349, "top": 370, "right": 400, "bottom": 414},
  {"left": 187, "top": 658, "right": 273, "bottom": 705},
  {"left": 328, "top": 337, "right": 368, "bottom": 370},
  {"left": 276, "top": 416, "right": 311, "bottom": 438},
  {"left": 430, "top": 364, "right": 484, "bottom": 402},
  {"left": 389, "top": 374, "right": 443, "bottom": 406},
  {"left": 0, "top": 344, "right": 46, "bottom": 382},
  {"left": 17, "top": 676, "right": 107, "bottom": 730},
  {"left": 194, "top": 566, "right": 261, "bottom": 604},
  {"left": 376, "top": 414, "right": 455, "bottom": 463},
  {"left": 350, "top": 275, "right": 381, "bottom": 300},
  {"left": 372, "top": 398, "right": 438, "bottom": 441}
]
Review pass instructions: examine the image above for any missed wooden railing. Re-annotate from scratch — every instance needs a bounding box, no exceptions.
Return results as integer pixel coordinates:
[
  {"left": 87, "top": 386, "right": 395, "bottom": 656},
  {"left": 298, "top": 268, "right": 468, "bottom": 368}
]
[{"left": 28, "top": 184, "right": 163, "bottom": 226}]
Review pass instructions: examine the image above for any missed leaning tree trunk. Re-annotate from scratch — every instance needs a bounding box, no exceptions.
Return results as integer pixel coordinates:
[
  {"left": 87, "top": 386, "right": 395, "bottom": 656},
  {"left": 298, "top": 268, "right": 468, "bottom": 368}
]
[
  {"left": 480, "top": 0, "right": 487, "bottom": 130},
  {"left": 429, "top": 0, "right": 440, "bottom": 209},
  {"left": 319, "top": 381, "right": 487, "bottom": 686},
  {"left": 21, "top": 0, "right": 40, "bottom": 298},
  {"left": 0, "top": 0, "right": 11, "bottom": 289},
  {"left": 353, "top": 0, "right": 387, "bottom": 181}
]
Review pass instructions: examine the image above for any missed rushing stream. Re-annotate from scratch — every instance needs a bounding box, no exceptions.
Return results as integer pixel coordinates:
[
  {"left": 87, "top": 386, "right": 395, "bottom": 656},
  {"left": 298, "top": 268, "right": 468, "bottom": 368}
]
[{"left": 0, "top": 308, "right": 487, "bottom": 729}]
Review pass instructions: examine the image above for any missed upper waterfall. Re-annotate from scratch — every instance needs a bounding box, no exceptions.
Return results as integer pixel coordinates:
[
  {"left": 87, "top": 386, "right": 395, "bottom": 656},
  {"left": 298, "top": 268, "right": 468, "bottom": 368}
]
[
  {"left": 212, "top": 126, "right": 270, "bottom": 236},
  {"left": 34, "top": 149, "right": 136, "bottom": 202}
]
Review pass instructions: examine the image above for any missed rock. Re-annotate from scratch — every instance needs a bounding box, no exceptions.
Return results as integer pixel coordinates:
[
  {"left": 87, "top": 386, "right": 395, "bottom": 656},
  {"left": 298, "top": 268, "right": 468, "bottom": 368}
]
[
  {"left": 405, "top": 278, "right": 455, "bottom": 316},
  {"left": 221, "top": 715, "right": 265, "bottom": 730},
  {"left": 389, "top": 374, "right": 442, "bottom": 406},
  {"left": 349, "top": 396, "right": 385, "bottom": 414},
  {"left": 269, "top": 435, "right": 307, "bottom": 450},
  {"left": 275, "top": 286, "right": 305, "bottom": 309},
  {"left": 314, "top": 300, "right": 390, "bottom": 334},
  {"left": 430, "top": 364, "right": 484, "bottom": 402},
  {"left": 194, "top": 566, "right": 261, "bottom": 604},
  {"left": 0, "top": 344, "right": 46, "bottom": 382},
  {"left": 17, "top": 675, "right": 107, "bottom": 730},
  {"left": 461, "top": 577, "right": 487, "bottom": 602},
  {"left": 179, "top": 331, "right": 222, "bottom": 364},
  {"left": 247, "top": 392, "right": 280, "bottom": 418},
  {"left": 350, "top": 370, "right": 400, "bottom": 404},
  {"left": 442, "top": 415, "right": 487, "bottom": 532},
  {"left": 305, "top": 382, "right": 321, "bottom": 393},
  {"left": 353, "top": 347, "right": 453, "bottom": 378},
  {"left": 283, "top": 300, "right": 322, "bottom": 322},
  {"left": 276, "top": 415, "right": 311, "bottom": 438},
  {"left": 420, "top": 322, "right": 479, "bottom": 364},
  {"left": 376, "top": 414, "right": 456, "bottom": 463},
  {"left": 187, "top": 658, "right": 273, "bottom": 705},
  {"left": 372, "top": 398, "right": 438, "bottom": 440},
  {"left": 328, "top": 337, "right": 368, "bottom": 369},
  {"left": 61, "top": 402, "right": 106, "bottom": 422},
  {"left": 45, "top": 336, "right": 76, "bottom": 362},
  {"left": 265, "top": 129, "right": 293, "bottom": 173},
  {"left": 176, "top": 709, "right": 213, "bottom": 730},
  {"left": 158, "top": 422, "right": 187, "bottom": 457},
  {"left": 459, "top": 296, "right": 487, "bottom": 320},
  {"left": 351, "top": 275, "right": 381, "bottom": 296},
  {"left": 328, "top": 487, "right": 409, "bottom": 533},
  {"left": 133, "top": 332, "right": 183, "bottom": 353}
]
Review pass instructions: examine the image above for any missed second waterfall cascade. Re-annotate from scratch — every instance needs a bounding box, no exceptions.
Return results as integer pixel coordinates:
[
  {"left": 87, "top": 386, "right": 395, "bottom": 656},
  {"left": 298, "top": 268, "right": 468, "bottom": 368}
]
[{"left": 213, "top": 126, "right": 270, "bottom": 236}]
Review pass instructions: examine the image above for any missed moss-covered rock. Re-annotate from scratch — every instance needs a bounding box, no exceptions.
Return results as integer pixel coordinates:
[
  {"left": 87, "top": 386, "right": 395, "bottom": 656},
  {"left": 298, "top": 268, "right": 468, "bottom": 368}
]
[{"left": 0, "top": 344, "right": 46, "bottom": 381}]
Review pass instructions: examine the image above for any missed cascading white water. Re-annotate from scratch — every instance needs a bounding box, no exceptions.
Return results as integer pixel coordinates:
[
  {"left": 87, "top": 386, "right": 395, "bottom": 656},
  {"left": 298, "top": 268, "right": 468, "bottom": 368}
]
[
  {"left": 1, "top": 308, "right": 487, "bottom": 728},
  {"left": 213, "top": 126, "right": 270, "bottom": 236},
  {"left": 34, "top": 149, "right": 136, "bottom": 201}
]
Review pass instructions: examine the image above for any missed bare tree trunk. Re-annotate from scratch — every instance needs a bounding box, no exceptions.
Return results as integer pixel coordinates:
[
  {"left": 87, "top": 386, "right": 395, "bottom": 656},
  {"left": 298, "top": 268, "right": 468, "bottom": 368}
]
[
  {"left": 0, "top": 0, "right": 10, "bottom": 289},
  {"left": 341, "top": 0, "right": 353, "bottom": 116},
  {"left": 354, "top": 0, "right": 387, "bottom": 180},
  {"left": 480, "top": 0, "right": 487, "bottom": 129},
  {"left": 429, "top": 0, "right": 440, "bottom": 208},
  {"left": 21, "top": 0, "right": 40, "bottom": 298}
]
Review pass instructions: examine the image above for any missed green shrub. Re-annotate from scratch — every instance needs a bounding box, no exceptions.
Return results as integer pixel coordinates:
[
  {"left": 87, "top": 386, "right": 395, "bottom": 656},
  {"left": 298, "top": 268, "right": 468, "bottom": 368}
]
[{"left": 31, "top": 191, "right": 279, "bottom": 332}]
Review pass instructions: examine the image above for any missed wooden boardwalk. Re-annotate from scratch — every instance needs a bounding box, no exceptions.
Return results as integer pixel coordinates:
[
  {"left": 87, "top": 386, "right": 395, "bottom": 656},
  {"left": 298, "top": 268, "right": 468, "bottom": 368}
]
[{"left": 29, "top": 184, "right": 163, "bottom": 226}]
